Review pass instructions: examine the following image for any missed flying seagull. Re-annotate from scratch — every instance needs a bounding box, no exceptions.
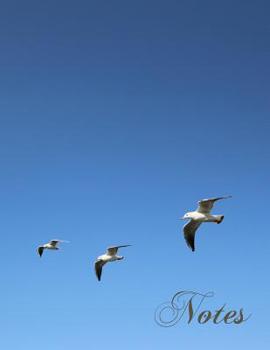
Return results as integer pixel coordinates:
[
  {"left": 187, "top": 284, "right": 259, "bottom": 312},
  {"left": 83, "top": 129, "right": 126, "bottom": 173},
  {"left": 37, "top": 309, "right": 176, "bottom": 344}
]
[
  {"left": 181, "top": 196, "right": 232, "bottom": 252},
  {"left": 37, "top": 239, "right": 69, "bottom": 257},
  {"left": 94, "top": 245, "right": 131, "bottom": 281}
]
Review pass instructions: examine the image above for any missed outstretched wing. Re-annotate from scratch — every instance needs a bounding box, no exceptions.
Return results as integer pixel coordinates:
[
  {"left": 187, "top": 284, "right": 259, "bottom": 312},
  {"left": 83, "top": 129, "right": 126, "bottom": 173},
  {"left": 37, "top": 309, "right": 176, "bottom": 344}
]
[
  {"left": 107, "top": 245, "right": 131, "bottom": 256},
  {"left": 197, "top": 196, "right": 231, "bottom": 214},
  {"left": 37, "top": 246, "right": 44, "bottom": 257},
  {"left": 95, "top": 260, "right": 106, "bottom": 281},
  {"left": 183, "top": 220, "right": 202, "bottom": 252}
]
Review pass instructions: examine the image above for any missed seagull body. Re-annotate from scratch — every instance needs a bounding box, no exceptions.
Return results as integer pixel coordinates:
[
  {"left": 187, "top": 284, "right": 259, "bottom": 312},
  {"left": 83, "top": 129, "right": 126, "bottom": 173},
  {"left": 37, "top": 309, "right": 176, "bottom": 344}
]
[
  {"left": 181, "top": 196, "right": 231, "bottom": 252},
  {"left": 95, "top": 245, "right": 131, "bottom": 281},
  {"left": 37, "top": 239, "right": 67, "bottom": 257},
  {"left": 184, "top": 211, "right": 223, "bottom": 223}
]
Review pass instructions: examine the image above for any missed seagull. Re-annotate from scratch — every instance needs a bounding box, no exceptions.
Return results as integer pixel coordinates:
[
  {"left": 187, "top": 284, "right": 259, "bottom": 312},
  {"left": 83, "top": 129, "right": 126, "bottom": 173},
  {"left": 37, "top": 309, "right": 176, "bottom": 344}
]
[
  {"left": 94, "top": 245, "right": 131, "bottom": 281},
  {"left": 181, "top": 196, "right": 232, "bottom": 252},
  {"left": 37, "top": 239, "right": 68, "bottom": 257}
]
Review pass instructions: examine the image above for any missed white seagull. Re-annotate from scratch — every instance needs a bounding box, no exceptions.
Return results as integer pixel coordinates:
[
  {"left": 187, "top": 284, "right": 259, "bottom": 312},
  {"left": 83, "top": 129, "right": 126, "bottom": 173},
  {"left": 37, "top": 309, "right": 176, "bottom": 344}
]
[
  {"left": 37, "top": 239, "right": 68, "bottom": 257},
  {"left": 94, "top": 245, "right": 131, "bottom": 281},
  {"left": 181, "top": 196, "right": 232, "bottom": 252}
]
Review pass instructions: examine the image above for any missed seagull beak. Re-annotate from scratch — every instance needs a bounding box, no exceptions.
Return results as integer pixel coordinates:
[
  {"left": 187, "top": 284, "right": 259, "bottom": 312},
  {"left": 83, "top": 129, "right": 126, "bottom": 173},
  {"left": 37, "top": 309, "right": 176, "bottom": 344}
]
[{"left": 180, "top": 216, "right": 186, "bottom": 220}]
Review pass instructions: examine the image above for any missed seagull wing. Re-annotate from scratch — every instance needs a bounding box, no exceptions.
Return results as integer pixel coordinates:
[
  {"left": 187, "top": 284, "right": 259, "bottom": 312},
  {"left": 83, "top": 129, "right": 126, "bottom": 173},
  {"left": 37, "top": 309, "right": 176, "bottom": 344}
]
[
  {"left": 183, "top": 220, "right": 202, "bottom": 252},
  {"left": 37, "top": 246, "right": 44, "bottom": 257},
  {"left": 107, "top": 245, "right": 131, "bottom": 256},
  {"left": 197, "top": 196, "right": 231, "bottom": 214},
  {"left": 49, "top": 240, "right": 60, "bottom": 247},
  {"left": 95, "top": 260, "right": 106, "bottom": 281}
]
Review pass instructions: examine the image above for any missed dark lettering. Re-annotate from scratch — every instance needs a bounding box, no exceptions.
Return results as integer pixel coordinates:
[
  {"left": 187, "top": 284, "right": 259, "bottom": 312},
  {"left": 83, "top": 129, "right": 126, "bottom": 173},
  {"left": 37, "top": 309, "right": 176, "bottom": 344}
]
[
  {"left": 224, "top": 310, "right": 237, "bottom": 324},
  {"left": 198, "top": 310, "right": 212, "bottom": 324},
  {"left": 213, "top": 304, "right": 226, "bottom": 324}
]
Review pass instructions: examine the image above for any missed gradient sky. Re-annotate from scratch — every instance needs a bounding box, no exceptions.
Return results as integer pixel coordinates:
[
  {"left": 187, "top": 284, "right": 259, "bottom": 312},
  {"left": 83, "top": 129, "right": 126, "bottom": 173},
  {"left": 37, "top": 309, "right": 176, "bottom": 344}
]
[{"left": 1, "top": 1, "right": 269, "bottom": 349}]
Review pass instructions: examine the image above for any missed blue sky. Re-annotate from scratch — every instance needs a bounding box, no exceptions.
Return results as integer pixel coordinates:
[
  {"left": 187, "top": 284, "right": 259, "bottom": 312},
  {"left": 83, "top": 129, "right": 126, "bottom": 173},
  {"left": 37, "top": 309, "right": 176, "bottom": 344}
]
[{"left": 0, "top": 1, "right": 269, "bottom": 349}]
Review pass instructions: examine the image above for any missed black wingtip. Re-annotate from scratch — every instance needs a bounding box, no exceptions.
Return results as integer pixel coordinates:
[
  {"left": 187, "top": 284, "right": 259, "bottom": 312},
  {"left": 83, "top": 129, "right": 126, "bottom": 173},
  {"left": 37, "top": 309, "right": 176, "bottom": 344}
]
[{"left": 37, "top": 247, "right": 44, "bottom": 257}]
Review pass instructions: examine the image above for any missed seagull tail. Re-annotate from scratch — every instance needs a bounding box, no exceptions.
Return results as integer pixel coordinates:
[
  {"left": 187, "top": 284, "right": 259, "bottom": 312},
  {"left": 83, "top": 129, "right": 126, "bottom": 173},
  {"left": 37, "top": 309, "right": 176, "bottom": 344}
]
[{"left": 216, "top": 215, "right": 224, "bottom": 224}]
